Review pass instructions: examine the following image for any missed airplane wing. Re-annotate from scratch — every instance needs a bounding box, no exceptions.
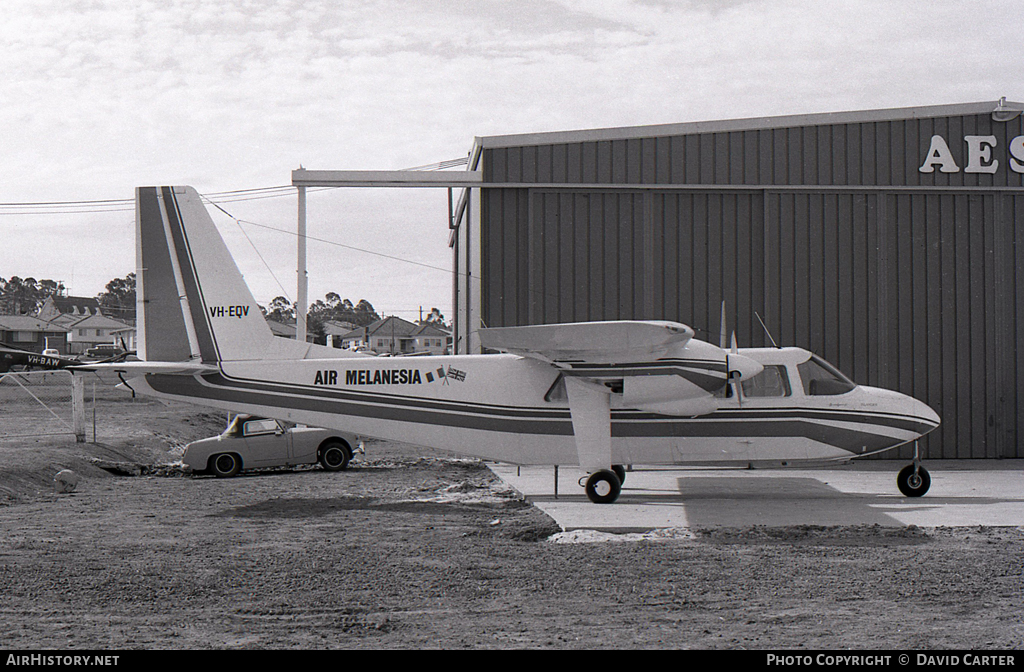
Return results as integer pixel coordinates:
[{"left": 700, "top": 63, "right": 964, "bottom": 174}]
[
  {"left": 478, "top": 320, "right": 695, "bottom": 364},
  {"left": 479, "top": 319, "right": 762, "bottom": 418}
]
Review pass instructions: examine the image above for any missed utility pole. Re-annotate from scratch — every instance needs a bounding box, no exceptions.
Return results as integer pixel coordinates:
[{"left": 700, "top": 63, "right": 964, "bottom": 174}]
[{"left": 296, "top": 184, "right": 308, "bottom": 343}]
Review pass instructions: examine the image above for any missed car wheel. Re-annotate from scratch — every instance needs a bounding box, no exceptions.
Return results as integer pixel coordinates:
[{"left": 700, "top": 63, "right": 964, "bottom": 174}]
[
  {"left": 210, "top": 453, "right": 241, "bottom": 478},
  {"left": 319, "top": 441, "right": 352, "bottom": 471}
]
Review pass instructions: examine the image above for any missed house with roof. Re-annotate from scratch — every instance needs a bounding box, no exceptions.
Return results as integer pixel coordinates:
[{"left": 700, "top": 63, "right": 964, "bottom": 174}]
[
  {"left": 35, "top": 295, "right": 137, "bottom": 356},
  {"left": 36, "top": 295, "right": 103, "bottom": 323},
  {"left": 322, "top": 320, "right": 359, "bottom": 348},
  {"left": 265, "top": 319, "right": 317, "bottom": 343},
  {"left": 340, "top": 316, "right": 450, "bottom": 355},
  {"left": 0, "top": 315, "right": 69, "bottom": 354},
  {"left": 65, "top": 313, "right": 136, "bottom": 355},
  {"left": 35, "top": 295, "right": 136, "bottom": 354}
]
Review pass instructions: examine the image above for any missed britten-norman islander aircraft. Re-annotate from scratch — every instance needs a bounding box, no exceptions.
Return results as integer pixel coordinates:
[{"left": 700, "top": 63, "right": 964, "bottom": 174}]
[{"left": 79, "top": 186, "right": 940, "bottom": 503}]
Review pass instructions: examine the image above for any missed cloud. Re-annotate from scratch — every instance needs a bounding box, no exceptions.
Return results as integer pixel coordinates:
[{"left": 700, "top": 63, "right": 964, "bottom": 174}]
[{"left": 0, "top": 0, "right": 1021, "bottom": 312}]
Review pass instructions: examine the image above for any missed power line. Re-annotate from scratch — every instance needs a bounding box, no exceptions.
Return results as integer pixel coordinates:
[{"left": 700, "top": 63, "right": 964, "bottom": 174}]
[{"left": 0, "top": 185, "right": 309, "bottom": 215}]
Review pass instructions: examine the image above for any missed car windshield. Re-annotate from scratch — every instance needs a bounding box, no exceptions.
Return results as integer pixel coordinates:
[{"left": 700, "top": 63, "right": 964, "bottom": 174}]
[
  {"left": 797, "top": 355, "right": 856, "bottom": 395},
  {"left": 223, "top": 415, "right": 262, "bottom": 436},
  {"left": 243, "top": 418, "right": 280, "bottom": 436}
]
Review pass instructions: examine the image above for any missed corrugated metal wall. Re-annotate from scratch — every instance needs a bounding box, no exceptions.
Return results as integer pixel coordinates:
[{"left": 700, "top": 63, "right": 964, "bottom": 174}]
[
  {"left": 478, "top": 108, "right": 1024, "bottom": 459},
  {"left": 482, "top": 112, "right": 1024, "bottom": 188}
]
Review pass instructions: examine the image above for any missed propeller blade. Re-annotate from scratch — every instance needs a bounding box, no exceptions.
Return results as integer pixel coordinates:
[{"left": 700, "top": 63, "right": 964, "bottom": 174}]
[{"left": 719, "top": 301, "right": 727, "bottom": 350}]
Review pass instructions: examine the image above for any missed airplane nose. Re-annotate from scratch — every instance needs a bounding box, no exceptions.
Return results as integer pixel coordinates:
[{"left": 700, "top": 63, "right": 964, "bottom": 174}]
[
  {"left": 727, "top": 352, "right": 763, "bottom": 382},
  {"left": 860, "top": 385, "right": 941, "bottom": 439},
  {"left": 913, "top": 397, "right": 941, "bottom": 430}
]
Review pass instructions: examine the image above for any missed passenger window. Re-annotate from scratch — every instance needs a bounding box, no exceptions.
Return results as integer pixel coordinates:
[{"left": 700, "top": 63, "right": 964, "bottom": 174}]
[
  {"left": 740, "top": 365, "right": 792, "bottom": 397},
  {"left": 797, "top": 356, "right": 856, "bottom": 395}
]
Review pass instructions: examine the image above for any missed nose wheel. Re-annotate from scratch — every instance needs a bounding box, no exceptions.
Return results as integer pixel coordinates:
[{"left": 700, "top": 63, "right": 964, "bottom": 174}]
[
  {"left": 897, "top": 464, "right": 931, "bottom": 497},
  {"left": 896, "top": 441, "right": 930, "bottom": 497}
]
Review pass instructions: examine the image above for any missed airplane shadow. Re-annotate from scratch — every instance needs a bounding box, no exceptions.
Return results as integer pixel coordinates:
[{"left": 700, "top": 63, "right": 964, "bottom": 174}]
[
  {"left": 210, "top": 495, "right": 497, "bottom": 519},
  {"left": 527, "top": 475, "right": 915, "bottom": 527},
  {"left": 664, "top": 476, "right": 910, "bottom": 527}
]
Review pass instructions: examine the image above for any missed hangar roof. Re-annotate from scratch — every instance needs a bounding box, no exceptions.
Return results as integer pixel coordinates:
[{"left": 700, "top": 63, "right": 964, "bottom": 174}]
[{"left": 475, "top": 99, "right": 1024, "bottom": 150}]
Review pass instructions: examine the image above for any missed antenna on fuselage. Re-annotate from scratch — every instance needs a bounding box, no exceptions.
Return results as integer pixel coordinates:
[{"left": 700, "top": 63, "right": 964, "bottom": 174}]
[{"left": 755, "top": 312, "right": 779, "bottom": 349}]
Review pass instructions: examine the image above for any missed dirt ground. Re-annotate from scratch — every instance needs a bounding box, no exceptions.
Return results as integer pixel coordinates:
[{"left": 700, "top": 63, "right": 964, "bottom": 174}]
[{"left": 0, "top": 384, "right": 1022, "bottom": 650}]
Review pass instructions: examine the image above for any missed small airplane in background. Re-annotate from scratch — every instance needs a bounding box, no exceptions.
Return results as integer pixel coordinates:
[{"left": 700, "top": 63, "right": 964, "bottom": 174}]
[
  {"left": 0, "top": 345, "right": 82, "bottom": 373},
  {"left": 0, "top": 341, "right": 137, "bottom": 374},
  {"left": 79, "top": 186, "right": 940, "bottom": 503}
]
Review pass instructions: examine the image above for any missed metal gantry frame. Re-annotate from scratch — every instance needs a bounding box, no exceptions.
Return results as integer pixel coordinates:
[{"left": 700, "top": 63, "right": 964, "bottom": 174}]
[{"left": 290, "top": 168, "right": 481, "bottom": 345}]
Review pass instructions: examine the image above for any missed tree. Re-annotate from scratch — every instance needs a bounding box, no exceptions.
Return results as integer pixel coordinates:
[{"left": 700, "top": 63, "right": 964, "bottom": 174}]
[
  {"left": 420, "top": 307, "right": 448, "bottom": 328},
  {"left": 260, "top": 293, "right": 381, "bottom": 344},
  {"left": 305, "top": 299, "right": 329, "bottom": 343},
  {"left": 351, "top": 299, "right": 379, "bottom": 326},
  {"left": 265, "top": 296, "right": 295, "bottom": 323},
  {"left": 0, "top": 276, "right": 63, "bottom": 315},
  {"left": 305, "top": 293, "right": 379, "bottom": 327},
  {"left": 97, "top": 273, "right": 136, "bottom": 321}
]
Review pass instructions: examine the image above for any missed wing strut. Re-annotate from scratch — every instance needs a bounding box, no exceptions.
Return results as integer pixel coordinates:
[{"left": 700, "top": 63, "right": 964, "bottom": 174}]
[
  {"left": 564, "top": 377, "right": 612, "bottom": 473},
  {"left": 564, "top": 377, "right": 625, "bottom": 503}
]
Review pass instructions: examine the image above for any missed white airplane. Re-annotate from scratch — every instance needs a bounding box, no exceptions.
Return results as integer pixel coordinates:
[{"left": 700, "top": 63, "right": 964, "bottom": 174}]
[{"left": 83, "top": 186, "right": 940, "bottom": 503}]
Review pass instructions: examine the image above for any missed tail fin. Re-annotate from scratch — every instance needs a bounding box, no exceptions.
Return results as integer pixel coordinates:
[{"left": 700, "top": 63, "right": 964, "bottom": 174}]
[{"left": 136, "top": 186, "right": 278, "bottom": 363}]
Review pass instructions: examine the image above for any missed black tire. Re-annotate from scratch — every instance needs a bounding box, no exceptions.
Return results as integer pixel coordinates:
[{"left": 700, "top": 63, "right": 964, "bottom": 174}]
[
  {"left": 210, "top": 453, "right": 241, "bottom": 478},
  {"left": 897, "top": 464, "right": 930, "bottom": 497},
  {"left": 319, "top": 441, "right": 352, "bottom": 471},
  {"left": 585, "top": 469, "right": 622, "bottom": 504},
  {"left": 612, "top": 464, "right": 626, "bottom": 485}
]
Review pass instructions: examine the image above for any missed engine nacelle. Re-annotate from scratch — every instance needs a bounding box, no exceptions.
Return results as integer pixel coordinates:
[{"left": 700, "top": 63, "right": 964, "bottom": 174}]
[{"left": 623, "top": 375, "right": 720, "bottom": 416}]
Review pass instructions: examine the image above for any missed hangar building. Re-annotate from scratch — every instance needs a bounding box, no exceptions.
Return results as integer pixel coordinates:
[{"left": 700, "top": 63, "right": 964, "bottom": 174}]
[{"left": 452, "top": 100, "right": 1024, "bottom": 460}]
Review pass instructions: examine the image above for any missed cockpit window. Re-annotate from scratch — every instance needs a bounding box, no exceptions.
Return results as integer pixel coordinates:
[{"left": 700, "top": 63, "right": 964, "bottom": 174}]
[
  {"left": 741, "top": 365, "right": 792, "bottom": 397},
  {"left": 797, "top": 355, "right": 856, "bottom": 395}
]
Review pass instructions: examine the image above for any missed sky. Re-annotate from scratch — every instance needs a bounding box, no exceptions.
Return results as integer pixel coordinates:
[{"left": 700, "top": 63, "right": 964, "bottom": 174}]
[{"left": 1, "top": 0, "right": 1021, "bottom": 322}]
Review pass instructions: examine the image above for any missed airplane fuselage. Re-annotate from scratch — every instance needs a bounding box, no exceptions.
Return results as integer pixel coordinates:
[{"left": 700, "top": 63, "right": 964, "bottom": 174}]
[{"left": 129, "top": 345, "right": 938, "bottom": 468}]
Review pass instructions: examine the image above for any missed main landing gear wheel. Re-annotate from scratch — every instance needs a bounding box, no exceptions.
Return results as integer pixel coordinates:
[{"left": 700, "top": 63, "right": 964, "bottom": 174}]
[
  {"left": 611, "top": 464, "right": 626, "bottom": 485},
  {"left": 897, "top": 464, "right": 931, "bottom": 497},
  {"left": 585, "top": 469, "right": 622, "bottom": 504}
]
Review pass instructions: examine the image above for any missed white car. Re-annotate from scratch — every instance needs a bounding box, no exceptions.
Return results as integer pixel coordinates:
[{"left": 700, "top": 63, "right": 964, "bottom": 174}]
[{"left": 183, "top": 415, "right": 362, "bottom": 477}]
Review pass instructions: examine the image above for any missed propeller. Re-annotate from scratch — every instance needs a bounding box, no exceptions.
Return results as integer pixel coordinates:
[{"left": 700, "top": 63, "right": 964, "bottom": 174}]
[
  {"left": 718, "top": 301, "right": 764, "bottom": 405},
  {"left": 720, "top": 302, "right": 743, "bottom": 404}
]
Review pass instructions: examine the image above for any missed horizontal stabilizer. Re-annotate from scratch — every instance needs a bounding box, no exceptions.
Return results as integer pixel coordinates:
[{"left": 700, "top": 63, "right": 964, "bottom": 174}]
[
  {"left": 71, "top": 361, "right": 217, "bottom": 375},
  {"left": 479, "top": 320, "right": 694, "bottom": 363}
]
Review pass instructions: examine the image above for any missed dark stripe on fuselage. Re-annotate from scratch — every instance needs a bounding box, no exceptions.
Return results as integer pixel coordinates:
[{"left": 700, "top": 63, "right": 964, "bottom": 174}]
[
  {"left": 144, "top": 372, "right": 932, "bottom": 452},
  {"left": 146, "top": 373, "right": 575, "bottom": 435},
  {"left": 614, "top": 406, "right": 935, "bottom": 435},
  {"left": 611, "top": 416, "right": 917, "bottom": 452},
  {"left": 201, "top": 371, "right": 570, "bottom": 420}
]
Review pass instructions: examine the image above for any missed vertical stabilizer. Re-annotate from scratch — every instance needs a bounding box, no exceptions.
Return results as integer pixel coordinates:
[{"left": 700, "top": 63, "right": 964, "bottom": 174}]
[{"left": 136, "top": 186, "right": 277, "bottom": 363}]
